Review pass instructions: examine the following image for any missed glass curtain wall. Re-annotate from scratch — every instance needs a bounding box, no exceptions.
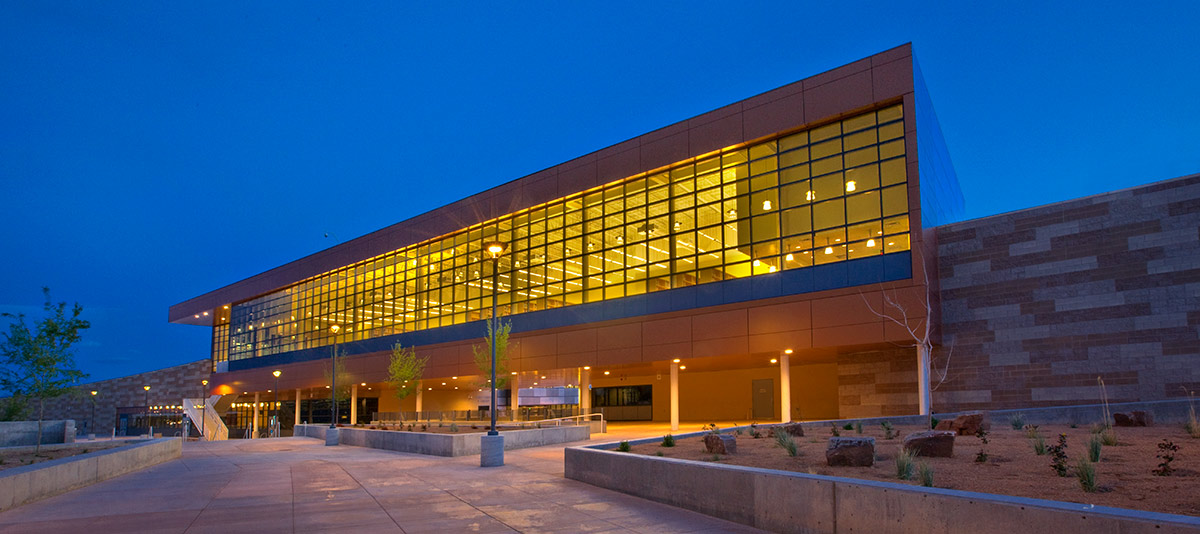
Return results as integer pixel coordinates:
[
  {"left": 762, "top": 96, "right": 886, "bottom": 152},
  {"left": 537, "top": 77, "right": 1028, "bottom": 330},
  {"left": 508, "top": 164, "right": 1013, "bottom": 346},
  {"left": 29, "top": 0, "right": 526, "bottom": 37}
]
[{"left": 220, "top": 105, "right": 910, "bottom": 364}]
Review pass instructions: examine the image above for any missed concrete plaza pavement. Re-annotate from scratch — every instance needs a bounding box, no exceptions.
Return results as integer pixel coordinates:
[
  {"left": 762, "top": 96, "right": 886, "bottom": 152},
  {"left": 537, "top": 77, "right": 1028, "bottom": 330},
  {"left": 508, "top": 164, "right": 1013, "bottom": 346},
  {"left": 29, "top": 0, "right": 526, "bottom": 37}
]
[{"left": 0, "top": 429, "right": 766, "bottom": 533}]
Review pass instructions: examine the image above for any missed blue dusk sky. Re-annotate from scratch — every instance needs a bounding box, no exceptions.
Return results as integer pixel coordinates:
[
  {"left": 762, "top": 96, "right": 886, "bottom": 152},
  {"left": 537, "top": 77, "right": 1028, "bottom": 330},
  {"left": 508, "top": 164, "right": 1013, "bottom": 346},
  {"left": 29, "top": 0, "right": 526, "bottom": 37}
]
[{"left": 1, "top": 3, "right": 1197, "bottom": 382}]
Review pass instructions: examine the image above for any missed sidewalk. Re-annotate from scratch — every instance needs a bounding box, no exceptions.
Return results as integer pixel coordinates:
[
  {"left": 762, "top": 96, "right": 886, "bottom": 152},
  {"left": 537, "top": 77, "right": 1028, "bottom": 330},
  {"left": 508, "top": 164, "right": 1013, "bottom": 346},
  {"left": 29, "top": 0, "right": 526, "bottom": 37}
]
[{"left": 0, "top": 433, "right": 766, "bottom": 533}]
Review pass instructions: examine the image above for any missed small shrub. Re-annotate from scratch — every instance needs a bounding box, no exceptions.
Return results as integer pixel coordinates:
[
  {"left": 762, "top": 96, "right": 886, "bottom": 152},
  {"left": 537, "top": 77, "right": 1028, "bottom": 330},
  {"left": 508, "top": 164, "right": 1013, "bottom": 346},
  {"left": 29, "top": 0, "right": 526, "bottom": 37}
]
[
  {"left": 775, "top": 430, "right": 798, "bottom": 457},
  {"left": 1153, "top": 439, "right": 1179, "bottom": 476},
  {"left": 368, "top": 426, "right": 376, "bottom": 430},
  {"left": 420, "top": 424, "right": 427, "bottom": 432},
  {"left": 616, "top": 441, "right": 631, "bottom": 452},
  {"left": 1089, "top": 423, "right": 1104, "bottom": 435},
  {"left": 1099, "top": 429, "right": 1118, "bottom": 446},
  {"left": 918, "top": 462, "right": 934, "bottom": 487},
  {"left": 880, "top": 421, "right": 896, "bottom": 440},
  {"left": 1009, "top": 413, "right": 1026, "bottom": 430},
  {"left": 449, "top": 423, "right": 459, "bottom": 433},
  {"left": 975, "top": 427, "right": 989, "bottom": 463},
  {"left": 855, "top": 421, "right": 864, "bottom": 434},
  {"left": 842, "top": 422, "right": 854, "bottom": 431},
  {"left": 1069, "top": 422, "right": 1078, "bottom": 428},
  {"left": 1076, "top": 457, "right": 1097, "bottom": 492},
  {"left": 749, "top": 423, "right": 762, "bottom": 439},
  {"left": 895, "top": 448, "right": 916, "bottom": 480},
  {"left": 830, "top": 423, "right": 840, "bottom": 437},
  {"left": 661, "top": 434, "right": 675, "bottom": 447},
  {"left": 1023, "top": 424, "right": 1040, "bottom": 439},
  {"left": 1086, "top": 434, "right": 1103, "bottom": 462},
  {"left": 655, "top": 451, "right": 663, "bottom": 457},
  {"left": 735, "top": 428, "right": 743, "bottom": 436},
  {"left": 710, "top": 454, "right": 722, "bottom": 461},
  {"left": 1183, "top": 388, "right": 1200, "bottom": 438},
  {"left": 438, "top": 422, "right": 443, "bottom": 428},
  {"left": 1030, "top": 433, "right": 1047, "bottom": 455},
  {"left": 1048, "top": 434, "right": 1069, "bottom": 477},
  {"left": 930, "top": 417, "right": 940, "bottom": 429},
  {"left": 702, "top": 423, "right": 720, "bottom": 434}
]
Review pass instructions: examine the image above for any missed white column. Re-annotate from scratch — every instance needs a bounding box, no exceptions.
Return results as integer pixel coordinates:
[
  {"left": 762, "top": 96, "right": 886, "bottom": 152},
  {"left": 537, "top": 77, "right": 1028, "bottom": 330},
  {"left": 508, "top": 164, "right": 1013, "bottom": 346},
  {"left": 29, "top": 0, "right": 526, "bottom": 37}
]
[
  {"left": 295, "top": 388, "right": 302, "bottom": 426},
  {"left": 510, "top": 374, "right": 519, "bottom": 421},
  {"left": 580, "top": 368, "right": 591, "bottom": 414},
  {"left": 415, "top": 386, "right": 423, "bottom": 414},
  {"left": 350, "top": 384, "right": 358, "bottom": 424},
  {"left": 670, "top": 361, "right": 679, "bottom": 432},
  {"left": 252, "top": 392, "right": 260, "bottom": 439},
  {"left": 780, "top": 352, "right": 792, "bottom": 423},
  {"left": 918, "top": 344, "right": 932, "bottom": 416}
]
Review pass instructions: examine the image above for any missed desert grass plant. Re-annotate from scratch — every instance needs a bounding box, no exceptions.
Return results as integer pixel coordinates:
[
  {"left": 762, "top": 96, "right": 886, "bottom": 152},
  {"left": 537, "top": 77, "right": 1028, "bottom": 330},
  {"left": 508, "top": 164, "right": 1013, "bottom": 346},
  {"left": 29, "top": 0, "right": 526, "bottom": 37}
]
[
  {"left": 702, "top": 423, "right": 720, "bottom": 434},
  {"left": 855, "top": 421, "right": 864, "bottom": 434},
  {"left": 1010, "top": 413, "right": 1026, "bottom": 430},
  {"left": 1099, "top": 429, "right": 1118, "bottom": 446},
  {"left": 1097, "top": 376, "right": 1117, "bottom": 441},
  {"left": 1030, "top": 433, "right": 1048, "bottom": 455},
  {"left": 830, "top": 423, "right": 841, "bottom": 437},
  {"left": 1153, "top": 439, "right": 1179, "bottom": 476},
  {"left": 918, "top": 461, "right": 934, "bottom": 487},
  {"left": 749, "top": 423, "right": 763, "bottom": 439},
  {"left": 1076, "top": 457, "right": 1098, "bottom": 492},
  {"left": 842, "top": 422, "right": 854, "bottom": 431},
  {"left": 616, "top": 440, "right": 631, "bottom": 452},
  {"left": 930, "top": 417, "right": 940, "bottom": 429},
  {"left": 655, "top": 451, "right": 663, "bottom": 457},
  {"left": 661, "top": 434, "right": 675, "bottom": 447},
  {"left": 1049, "top": 434, "right": 1069, "bottom": 476},
  {"left": 975, "top": 427, "right": 990, "bottom": 463},
  {"left": 880, "top": 421, "right": 897, "bottom": 440},
  {"left": 895, "top": 448, "right": 916, "bottom": 480},
  {"left": 1087, "top": 434, "right": 1103, "bottom": 462},
  {"left": 1023, "top": 424, "right": 1040, "bottom": 439},
  {"left": 449, "top": 423, "right": 459, "bottom": 433},
  {"left": 1184, "top": 388, "right": 1200, "bottom": 438},
  {"left": 774, "top": 429, "right": 798, "bottom": 457}
]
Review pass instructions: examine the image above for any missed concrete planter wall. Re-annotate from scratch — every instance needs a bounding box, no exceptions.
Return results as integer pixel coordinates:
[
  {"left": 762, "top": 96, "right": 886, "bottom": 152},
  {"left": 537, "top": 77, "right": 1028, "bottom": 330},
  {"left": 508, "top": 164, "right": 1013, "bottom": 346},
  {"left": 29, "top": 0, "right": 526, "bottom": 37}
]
[
  {"left": 295, "top": 424, "right": 589, "bottom": 456},
  {"left": 565, "top": 434, "right": 1200, "bottom": 534},
  {"left": 0, "top": 421, "right": 76, "bottom": 447},
  {"left": 0, "top": 438, "right": 181, "bottom": 511}
]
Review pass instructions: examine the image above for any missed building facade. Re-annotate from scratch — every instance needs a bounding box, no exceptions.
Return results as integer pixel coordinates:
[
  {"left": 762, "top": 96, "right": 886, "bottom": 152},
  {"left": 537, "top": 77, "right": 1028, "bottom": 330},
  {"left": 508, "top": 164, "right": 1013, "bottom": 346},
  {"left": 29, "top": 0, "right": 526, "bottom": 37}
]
[{"left": 170, "top": 44, "right": 967, "bottom": 426}]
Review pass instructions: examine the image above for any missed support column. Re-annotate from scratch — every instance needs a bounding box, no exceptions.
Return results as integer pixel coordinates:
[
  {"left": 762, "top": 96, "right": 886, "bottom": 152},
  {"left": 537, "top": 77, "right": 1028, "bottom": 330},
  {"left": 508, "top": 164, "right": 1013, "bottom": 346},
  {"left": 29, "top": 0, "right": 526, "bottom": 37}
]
[
  {"left": 350, "top": 384, "right": 358, "bottom": 424},
  {"left": 580, "top": 368, "right": 591, "bottom": 415},
  {"left": 670, "top": 361, "right": 679, "bottom": 432},
  {"left": 252, "top": 392, "right": 260, "bottom": 439},
  {"left": 780, "top": 352, "right": 792, "bottom": 423},
  {"left": 295, "top": 388, "right": 301, "bottom": 426},
  {"left": 415, "top": 386, "right": 423, "bottom": 414},
  {"left": 510, "top": 374, "right": 519, "bottom": 421}
]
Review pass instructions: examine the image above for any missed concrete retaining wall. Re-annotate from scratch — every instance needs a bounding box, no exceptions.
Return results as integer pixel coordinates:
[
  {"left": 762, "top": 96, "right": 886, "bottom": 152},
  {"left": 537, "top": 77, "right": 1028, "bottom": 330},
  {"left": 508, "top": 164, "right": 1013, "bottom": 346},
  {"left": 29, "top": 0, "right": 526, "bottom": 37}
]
[
  {"left": 565, "top": 432, "right": 1200, "bottom": 533},
  {"left": 0, "top": 438, "right": 181, "bottom": 511},
  {"left": 0, "top": 421, "right": 76, "bottom": 447},
  {"left": 295, "top": 424, "right": 589, "bottom": 456}
]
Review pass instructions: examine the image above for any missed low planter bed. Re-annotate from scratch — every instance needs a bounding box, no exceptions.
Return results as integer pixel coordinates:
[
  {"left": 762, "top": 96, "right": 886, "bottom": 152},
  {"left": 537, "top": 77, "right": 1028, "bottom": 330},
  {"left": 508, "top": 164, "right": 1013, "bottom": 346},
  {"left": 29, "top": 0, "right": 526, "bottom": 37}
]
[
  {"left": 566, "top": 423, "right": 1200, "bottom": 532},
  {"left": 0, "top": 438, "right": 180, "bottom": 511},
  {"left": 295, "top": 423, "right": 589, "bottom": 456},
  {"left": 0, "top": 440, "right": 133, "bottom": 472}
]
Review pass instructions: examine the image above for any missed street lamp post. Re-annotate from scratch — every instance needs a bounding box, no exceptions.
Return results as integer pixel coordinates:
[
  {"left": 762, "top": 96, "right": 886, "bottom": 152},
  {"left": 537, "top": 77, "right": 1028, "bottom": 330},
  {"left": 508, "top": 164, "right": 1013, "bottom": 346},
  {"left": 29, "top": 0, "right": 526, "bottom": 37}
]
[
  {"left": 329, "top": 324, "right": 340, "bottom": 429},
  {"left": 272, "top": 370, "right": 281, "bottom": 437},
  {"left": 200, "top": 379, "right": 208, "bottom": 441},
  {"left": 90, "top": 391, "right": 97, "bottom": 439},
  {"left": 480, "top": 241, "right": 506, "bottom": 468},
  {"left": 143, "top": 385, "right": 150, "bottom": 436}
]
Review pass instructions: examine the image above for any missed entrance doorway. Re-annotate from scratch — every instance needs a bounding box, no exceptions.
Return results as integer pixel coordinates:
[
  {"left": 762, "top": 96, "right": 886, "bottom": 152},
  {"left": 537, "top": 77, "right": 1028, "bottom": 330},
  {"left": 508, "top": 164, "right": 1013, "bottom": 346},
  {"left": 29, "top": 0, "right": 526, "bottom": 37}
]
[{"left": 751, "top": 379, "right": 774, "bottom": 419}]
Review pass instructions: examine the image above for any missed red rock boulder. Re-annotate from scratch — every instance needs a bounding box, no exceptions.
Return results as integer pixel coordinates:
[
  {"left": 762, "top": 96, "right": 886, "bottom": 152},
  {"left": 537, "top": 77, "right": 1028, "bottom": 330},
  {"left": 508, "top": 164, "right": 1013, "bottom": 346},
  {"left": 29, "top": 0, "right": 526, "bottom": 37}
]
[
  {"left": 825, "top": 437, "right": 875, "bottom": 467},
  {"left": 1113, "top": 411, "right": 1154, "bottom": 427},
  {"left": 903, "top": 430, "right": 956, "bottom": 457},
  {"left": 704, "top": 434, "right": 737, "bottom": 454}
]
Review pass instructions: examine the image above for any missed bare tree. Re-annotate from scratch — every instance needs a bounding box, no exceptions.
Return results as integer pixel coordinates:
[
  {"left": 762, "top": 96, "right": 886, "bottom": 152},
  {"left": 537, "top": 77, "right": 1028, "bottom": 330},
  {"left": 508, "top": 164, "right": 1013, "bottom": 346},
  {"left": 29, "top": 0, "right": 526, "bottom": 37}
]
[{"left": 860, "top": 260, "right": 953, "bottom": 428}]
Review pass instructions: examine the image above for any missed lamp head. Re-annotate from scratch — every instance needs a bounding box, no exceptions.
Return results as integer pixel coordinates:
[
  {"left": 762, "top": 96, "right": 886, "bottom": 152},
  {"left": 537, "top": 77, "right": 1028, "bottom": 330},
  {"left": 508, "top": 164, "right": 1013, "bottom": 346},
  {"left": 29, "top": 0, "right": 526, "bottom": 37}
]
[
  {"left": 330, "top": 324, "right": 341, "bottom": 334},
  {"left": 485, "top": 242, "right": 506, "bottom": 258},
  {"left": 143, "top": 385, "right": 150, "bottom": 391},
  {"left": 273, "top": 370, "right": 281, "bottom": 378},
  {"left": 90, "top": 390, "right": 97, "bottom": 396},
  {"left": 202, "top": 379, "right": 208, "bottom": 386}
]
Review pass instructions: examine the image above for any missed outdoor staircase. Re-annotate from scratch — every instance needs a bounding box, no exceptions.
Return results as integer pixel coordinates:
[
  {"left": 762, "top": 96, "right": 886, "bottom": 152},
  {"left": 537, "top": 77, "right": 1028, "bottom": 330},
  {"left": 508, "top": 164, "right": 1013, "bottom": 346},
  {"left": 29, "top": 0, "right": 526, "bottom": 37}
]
[{"left": 184, "top": 394, "right": 233, "bottom": 441}]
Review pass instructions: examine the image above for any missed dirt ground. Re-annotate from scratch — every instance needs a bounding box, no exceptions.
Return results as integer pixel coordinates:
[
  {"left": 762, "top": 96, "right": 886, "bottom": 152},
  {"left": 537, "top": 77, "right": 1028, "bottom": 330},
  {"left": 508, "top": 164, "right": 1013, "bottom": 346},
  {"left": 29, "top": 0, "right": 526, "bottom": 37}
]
[
  {"left": 0, "top": 441, "right": 131, "bottom": 472},
  {"left": 352, "top": 423, "right": 529, "bottom": 434},
  {"left": 627, "top": 423, "right": 1200, "bottom": 517}
]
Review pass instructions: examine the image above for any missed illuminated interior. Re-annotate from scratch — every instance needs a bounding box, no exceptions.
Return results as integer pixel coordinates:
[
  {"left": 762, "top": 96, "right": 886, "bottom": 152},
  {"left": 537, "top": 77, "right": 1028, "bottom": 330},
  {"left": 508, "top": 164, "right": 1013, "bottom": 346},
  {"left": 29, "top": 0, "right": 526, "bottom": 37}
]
[{"left": 216, "top": 104, "right": 911, "bottom": 364}]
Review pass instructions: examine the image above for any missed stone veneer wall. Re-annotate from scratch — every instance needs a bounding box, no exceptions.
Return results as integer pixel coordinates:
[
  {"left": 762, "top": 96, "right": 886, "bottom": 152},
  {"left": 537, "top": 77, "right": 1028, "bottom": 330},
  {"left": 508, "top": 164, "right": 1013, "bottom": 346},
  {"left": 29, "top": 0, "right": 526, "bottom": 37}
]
[
  {"left": 36, "top": 360, "right": 211, "bottom": 435},
  {"left": 837, "top": 347, "right": 918, "bottom": 418},
  {"left": 934, "top": 173, "right": 1200, "bottom": 411}
]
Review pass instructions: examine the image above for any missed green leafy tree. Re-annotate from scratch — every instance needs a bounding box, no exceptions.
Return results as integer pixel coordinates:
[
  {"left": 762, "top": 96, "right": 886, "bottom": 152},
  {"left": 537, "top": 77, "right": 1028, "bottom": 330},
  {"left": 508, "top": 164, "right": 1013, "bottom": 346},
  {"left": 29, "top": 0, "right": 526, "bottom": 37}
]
[
  {"left": 473, "top": 318, "right": 512, "bottom": 389},
  {"left": 0, "top": 395, "right": 30, "bottom": 421},
  {"left": 386, "top": 343, "right": 427, "bottom": 400},
  {"left": 0, "top": 288, "right": 90, "bottom": 453}
]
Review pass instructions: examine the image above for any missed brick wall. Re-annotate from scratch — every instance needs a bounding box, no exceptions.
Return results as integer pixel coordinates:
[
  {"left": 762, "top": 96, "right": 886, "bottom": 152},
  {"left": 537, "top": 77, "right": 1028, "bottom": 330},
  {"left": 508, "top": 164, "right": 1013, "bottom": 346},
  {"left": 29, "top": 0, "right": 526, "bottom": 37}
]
[
  {"left": 934, "top": 173, "right": 1200, "bottom": 411},
  {"left": 838, "top": 347, "right": 918, "bottom": 418},
  {"left": 36, "top": 360, "right": 210, "bottom": 435}
]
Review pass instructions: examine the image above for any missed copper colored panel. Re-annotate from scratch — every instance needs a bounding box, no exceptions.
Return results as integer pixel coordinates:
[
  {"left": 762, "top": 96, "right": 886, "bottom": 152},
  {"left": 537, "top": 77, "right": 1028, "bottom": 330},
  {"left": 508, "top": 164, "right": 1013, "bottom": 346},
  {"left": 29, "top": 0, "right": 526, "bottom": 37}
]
[
  {"left": 689, "top": 113, "right": 744, "bottom": 156},
  {"left": 812, "top": 323, "right": 884, "bottom": 348},
  {"left": 872, "top": 43, "right": 912, "bottom": 66},
  {"left": 557, "top": 352, "right": 597, "bottom": 369},
  {"left": 811, "top": 293, "right": 882, "bottom": 329},
  {"left": 748, "top": 330, "right": 812, "bottom": 354},
  {"left": 803, "top": 57, "right": 872, "bottom": 93},
  {"left": 557, "top": 328, "right": 598, "bottom": 353},
  {"left": 597, "top": 145, "right": 642, "bottom": 185},
  {"left": 804, "top": 70, "right": 875, "bottom": 125},
  {"left": 871, "top": 58, "right": 913, "bottom": 102},
  {"left": 640, "top": 131, "right": 690, "bottom": 174},
  {"left": 642, "top": 316, "right": 691, "bottom": 344},
  {"left": 596, "top": 323, "right": 642, "bottom": 350},
  {"left": 596, "top": 346, "right": 643, "bottom": 367},
  {"left": 692, "top": 336, "right": 749, "bottom": 359},
  {"left": 517, "top": 333, "right": 558, "bottom": 358},
  {"left": 642, "top": 341, "right": 693, "bottom": 362},
  {"left": 747, "top": 301, "right": 812, "bottom": 334},
  {"left": 558, "top": 163, "right": 599, "bottom": 198},
  {"left": 524, "top": 355, "right": 557, "bottom": 373},
  {"left": 691, "top": 309, "right": 748, "bottom": 340},
  {"left": 742, "top": 92, "right": 805, "bottom": 142}
]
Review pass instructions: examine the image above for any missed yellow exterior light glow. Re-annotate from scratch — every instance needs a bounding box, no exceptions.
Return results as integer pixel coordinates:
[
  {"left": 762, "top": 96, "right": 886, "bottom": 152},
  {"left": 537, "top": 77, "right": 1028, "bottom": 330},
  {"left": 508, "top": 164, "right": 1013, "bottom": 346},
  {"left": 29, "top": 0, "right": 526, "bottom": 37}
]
[
  {"left": 583, "top": 366, "right": 591, "bottom": 370},
  {"left": 867, "top": 239, "right": 876, "bottom": 247},
  {"left": 672, "top": 358, "right": 680, "bottom": 363},
  {"left": 752, "top": 259, "right": 761, "bottom": 267},
  {"left": 330, "top": 324, "right": 341, "bottom": 334},
  {"left": 771, "top": 358, "right": 778, "bottom": 364},
  {"left": 824, "top": 247, "right": 834, "bottom": 255},
  {"left": 91, "top": 390, "right": 97, "bottom": 396},
  {"left": 846, "top": 181, "right": 856, "bottom": 192},
  {"left": 784, "top": 349, "right": 794, "bottom": 354},
  {"left": 486, "top": 242, "right": 506, "bottom": 257},
  {"left": 143, "top": 385, "right": 150, "bottom": 391},
  {"left": 272, "top": 370, "right": 281, "bottom": 378},
  {"left": 360, "top": 382, "right": 366, "bottom": 386},
  {"left": 603, "top": 371, "right": 610, "bottom": 375},
  {"left": 679, "top": 365, "right": 686, "bottom": 370},
  {"left": 786, "top": 253, "right": 794, "bottom": 261},
  {"left": 202, "top": 379, "right": 208, "bottom": 386},
  {"left": 762, "top": 200, "right": 772, "bottom": 211}
]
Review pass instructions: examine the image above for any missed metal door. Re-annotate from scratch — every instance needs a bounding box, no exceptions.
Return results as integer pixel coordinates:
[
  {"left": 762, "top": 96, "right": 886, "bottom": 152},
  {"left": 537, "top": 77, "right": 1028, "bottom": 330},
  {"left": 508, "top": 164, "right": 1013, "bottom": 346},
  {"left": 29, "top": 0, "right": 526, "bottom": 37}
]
[{"left": 752, "top": 379, "right": 774, "bottom": 419}]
